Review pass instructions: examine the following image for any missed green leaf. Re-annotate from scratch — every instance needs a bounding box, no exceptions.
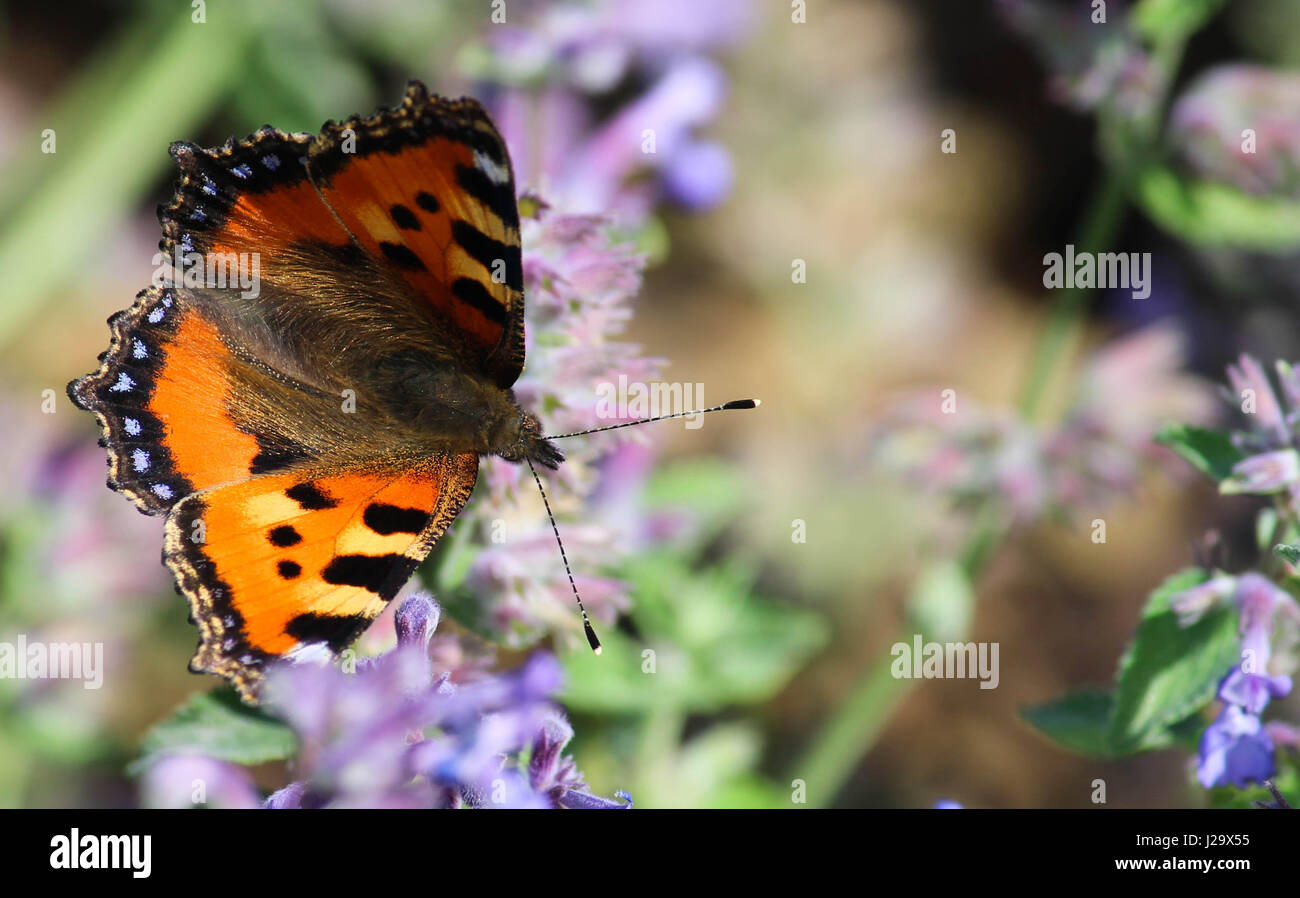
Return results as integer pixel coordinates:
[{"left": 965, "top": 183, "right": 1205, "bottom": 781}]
[
  {"left": 1131, "top": 0, "right": 1227, "bottom": 40},
  {"left": 1021, "top": 691, "right": 1118, "bottom": 758},
  {"left": 1109, "top": 568, "right": 1240, "bottom": 753},
  {"left": 1275, "top": 543, "right": 1300, "bottom": 565},
  {"left": 1135, "top": 164, "right": 1300, "bottom": 251},
  {"left": 130, "top": 689, "right": 296, "bottom": 774},
  {"left": 562, "top": 552, "right": 827, "bottom": 713},
  {"left": 1154, "top": 423, "right": 1245, "bottom": 482},
  {"left": 644, "top": 459, "right": 748, "bottom": 551}
]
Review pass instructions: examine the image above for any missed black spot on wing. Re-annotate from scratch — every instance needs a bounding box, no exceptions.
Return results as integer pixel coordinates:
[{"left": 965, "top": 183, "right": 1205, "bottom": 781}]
[
  {"left": 390, "top": 203, "right": 421, "bottom": 230},
  {"left": 285, "top": 612, "right": 369, "bottom": 654},
  {"left": 286, "top": 482, "right": 338, "bottom": 510},
  {"left": 363, "top": 503, "right": 428, "bottom": 535},
  {"left": 379, "top": 241, "right": 428, "bottom": 272},
  {"left": 268, "top": 525, "right": 302, "bottom": 547},
  {"left": 415, "top": 191, "right": 440, "bottom": 214},
  {"left": 450, "top": 277, "right": 508, "bottom": 326},
  {"left": 277, "top": 560, "right": 302, "bottom": 579},
  {"left": 451, "top": 220, "right": 521, "bottom": 291},
  {"left": 321, "top": 554, "right": 406, "bottom": 594}
]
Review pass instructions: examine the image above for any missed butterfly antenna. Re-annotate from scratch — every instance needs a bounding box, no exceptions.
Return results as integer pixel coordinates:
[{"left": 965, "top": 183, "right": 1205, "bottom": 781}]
[
  {"left": 526, "top": 459, "right": 602, "bottom": 655},
  {"left": 542, "top": 398, "right": 760, "bottom": 440}
]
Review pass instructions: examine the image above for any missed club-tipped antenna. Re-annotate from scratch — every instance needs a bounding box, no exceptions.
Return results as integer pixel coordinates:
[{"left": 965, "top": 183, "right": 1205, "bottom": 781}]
[
  {"left": 542, "top": 398, "right": 760, "bottom": 441},
  {"left": 527, "top": 459, "right": 602, "bottom": 655}
]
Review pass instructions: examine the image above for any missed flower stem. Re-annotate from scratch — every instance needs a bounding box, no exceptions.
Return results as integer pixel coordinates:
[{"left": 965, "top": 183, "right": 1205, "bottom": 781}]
[{"left": 1016, "top": 168, "right": 1131, "bottom": 419}]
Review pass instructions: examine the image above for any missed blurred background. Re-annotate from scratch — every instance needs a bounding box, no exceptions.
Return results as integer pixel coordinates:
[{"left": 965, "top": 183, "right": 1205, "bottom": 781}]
[{"left": 2, "top": 0, "right": 1299, "bottom": 808}]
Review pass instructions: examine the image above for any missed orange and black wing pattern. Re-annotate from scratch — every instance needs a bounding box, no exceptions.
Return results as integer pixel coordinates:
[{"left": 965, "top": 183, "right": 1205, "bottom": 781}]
[
  {"left": 69, "top": 81, "right": 523, "bottom": 701},
  {"left": 68, "top": 286, "right": 264, "bottom": 512},
  {"left": 308, "top": 82, "right": 525, "bottom": 388},
  {"left": 167, "top": 457, "right": 478, "bottom": 701}
]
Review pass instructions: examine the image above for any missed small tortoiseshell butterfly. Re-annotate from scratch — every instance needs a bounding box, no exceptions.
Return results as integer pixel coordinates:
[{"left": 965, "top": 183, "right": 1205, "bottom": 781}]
[{"left": 69, "top": 81, "right": 754, "bottom": 703}]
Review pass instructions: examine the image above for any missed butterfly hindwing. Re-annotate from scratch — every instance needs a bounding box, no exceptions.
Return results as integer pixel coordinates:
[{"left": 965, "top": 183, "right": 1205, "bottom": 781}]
[
  {"left": 167, "top": 455, "right": 479, "bottom": 701},
  {"left": 307, "top": 81, "right": 526, "bottom": 389}
]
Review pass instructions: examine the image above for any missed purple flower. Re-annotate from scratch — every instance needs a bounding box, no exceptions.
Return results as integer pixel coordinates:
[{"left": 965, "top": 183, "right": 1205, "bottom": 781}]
[
  {"left": 1168, "top": 575, "right": 1236, "bottom": 627},
  {"left": 482, "top": 1, "right": 751, "bottom": 218},
  {"left": 1170, "top": 65, "right": 1300, "bottom": 199},
  {"left": 1221, "top": 449, "right": 1300, "bottom": 495},
  {"left": 249, "top": 595, "right": 625, "bottom": 809},
  {"left": 1197, "top": 704, "right": 1276, "bottom": 789},
  {"left": 661, "top": 139, "right": 733, "bottom": 210},
  {"left": 1180, "top": 572, "right": 1298, "bottom": 791},
  {"left": 870, "top": 324, "right": 1216, "bottom": 525},
  {"left": 1225, "top": 354, "right": 1291, "bottom": 448},
  {"left": 1236, "top": 572, "right": 1300, "bottom": 641},
  {"left": 141, "top": 754, "right": 259, "bottom": 809},
  {"left": 1264, "top": 721, "right": 1300, "bottom": 750},
  {"left": 456, "top": 209, "right": 661, "bottom": 648},
  {"left": 528, "top": 711, "right": 632, "bottom": 809},
  {"left": 1218, "top": 667, "right": 1291, "bottom": 715}
]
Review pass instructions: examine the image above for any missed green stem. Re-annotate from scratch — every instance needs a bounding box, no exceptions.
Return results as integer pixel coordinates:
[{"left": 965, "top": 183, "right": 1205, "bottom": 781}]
[
  {"left": 1016, "top": 169, "right": 1132, "bottom": 419},
  {"left": 789, "top": 653, "right": 900, "bottom": 808}
]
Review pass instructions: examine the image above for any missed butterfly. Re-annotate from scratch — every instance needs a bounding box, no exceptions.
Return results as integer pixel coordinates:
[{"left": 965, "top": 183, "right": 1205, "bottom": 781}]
[{"left": 69, "top": 80, "right": 756, "bottom": 704}]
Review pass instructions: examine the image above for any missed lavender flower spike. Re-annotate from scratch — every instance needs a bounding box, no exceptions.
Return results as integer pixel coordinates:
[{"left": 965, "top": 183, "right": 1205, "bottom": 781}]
[
  {"left": 1220, "top": 448, "right": 1300, "bottom": 495},
  {"left": 1197, "top": 704, "right": 1276, "bottom": 789},
  {"left": 1218, "top": 666, "right": 1292, "bottom": 715},
  {"left": 1226, "top": 355, "right": 1290, "bottom": 447},
  {"left": 1168, "top": 574, "right": 1236, "bottom": 627}
]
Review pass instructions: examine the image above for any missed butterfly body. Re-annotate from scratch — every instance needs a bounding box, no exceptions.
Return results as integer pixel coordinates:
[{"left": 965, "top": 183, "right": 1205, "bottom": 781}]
[{"left": 69, "top": 82, "right": 557, "bottom": 701}]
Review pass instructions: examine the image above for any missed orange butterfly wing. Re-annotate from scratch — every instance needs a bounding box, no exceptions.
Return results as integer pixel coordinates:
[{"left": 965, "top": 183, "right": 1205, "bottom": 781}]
[
  {"left": 167, "top": 457, "right": 478, "bottom": 702},
  {"left": 161, "top": 128, "right": 353, "bottom": 266},
  {"left": 69, "top": 286, "right": 263, "bottom": 512},
  {"left": 307, "top": 83, "right": 525, "bottom": 388},
  {"left": 70, "top": 81, "right": 526, "bottom": 701}
]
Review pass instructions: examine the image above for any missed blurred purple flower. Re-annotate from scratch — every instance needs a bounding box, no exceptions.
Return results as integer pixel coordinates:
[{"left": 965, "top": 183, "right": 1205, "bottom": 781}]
[
  {"left": 254, "top": 594, "right": 624, "bottom": 809},
  {"left": 998, "top": 0, "right": 1159, "bottom": 118},
  {"left": 141, "top": 754, "right": 259, "bottom": 809},
  {"left": 0, "top": 404, "right": 170, "bottom": 724},
  {"left": 480, "top": 0, "right": 750, "bottom": 217},
  {"left": 871, "top": 325, "right": 1217, "bottom": 525},
  {"left": 1222, "top": 449, "right": 1300, "bottom": 495},
  {"left": 1212, "top": 355, "right": 1300, "bottom": 507},
  {"left": 1172, "top": 572, "right": 1299, "bottom": 790},
  {"left": 1225, "top": 355, "right": 1291, "bottom": 449},
  {"left": 1170, "top": 65, "right": 1300, "bottom": 199},
  {"left": 662, "top": 139, "right": 733, "bottom": 210},
  {"left": 1198, "top": 704, "right": 1277, "bottom": 789},
  {"left": 1168, "top": 574, "right": 1236, "bottom": 627},
  {"left": 1265, "top": 721, "right": 1300, "bottom": 750},
  {"left": 457, "top": 209, "right": 661, "bottom": 648},
  {"left": 1170, "top": 572, "right": 1300, "bottom": 662},
  {"left": 1218, "top": 666, "right": 1291, "bottom": 715}
]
